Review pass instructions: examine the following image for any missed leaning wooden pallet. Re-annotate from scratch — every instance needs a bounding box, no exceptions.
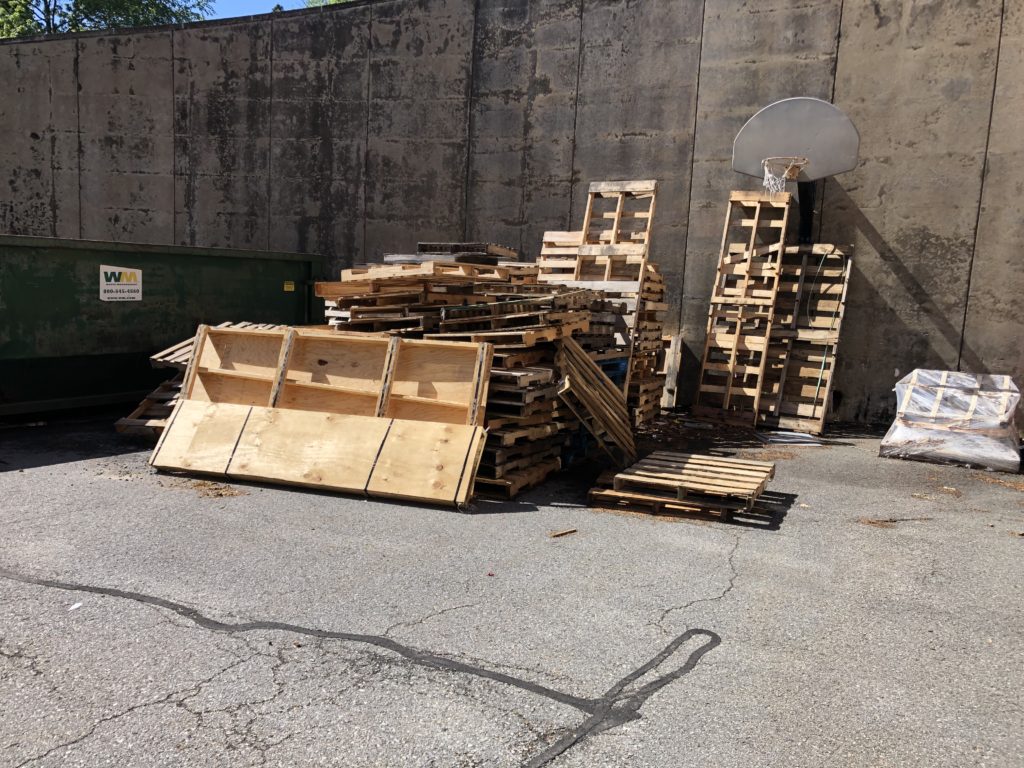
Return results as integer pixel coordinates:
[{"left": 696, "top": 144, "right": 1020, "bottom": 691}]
[
  {"left": 555, "top": 337, "right": 637, "bottom": 467},
  {"left": 758, "top": 245, "right": 851, "bottom": 434},
  {"left": 693, "top": 191, "right": 793, "bottom": 426},
  {"left": 115, "top": 375, "right": 184, "bottom": 438}
]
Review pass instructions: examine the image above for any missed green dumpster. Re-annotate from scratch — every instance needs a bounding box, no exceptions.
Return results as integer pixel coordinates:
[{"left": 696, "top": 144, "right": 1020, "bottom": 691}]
[{"left": 0, "top": 235, "right": 323, "bottom": 416}]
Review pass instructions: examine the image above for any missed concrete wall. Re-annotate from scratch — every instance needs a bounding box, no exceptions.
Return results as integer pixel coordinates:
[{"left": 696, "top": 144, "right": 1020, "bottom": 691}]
[{"left": 2, "top": 0, "right": 1021, "bottom": 424}]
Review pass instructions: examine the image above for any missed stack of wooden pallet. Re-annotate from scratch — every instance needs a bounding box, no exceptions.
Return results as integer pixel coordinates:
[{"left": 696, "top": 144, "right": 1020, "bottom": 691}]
[
  {"left": 588, "top": 451, "right": 775, "bottom": 521},
  {"left": 316, "top": 262, "right": 603, "bottom": 498},
  {"left": 476, "top": 365, "right": 573, "bottom": 498},
  {"left": 692, "top": 192, "right": 851, "bottom": 434},
  {"left": 317, "top": 262, "right": 540, "bottom": 333},
  {"left": 535, "top": 180, "right": 668, "bottom": 426}
]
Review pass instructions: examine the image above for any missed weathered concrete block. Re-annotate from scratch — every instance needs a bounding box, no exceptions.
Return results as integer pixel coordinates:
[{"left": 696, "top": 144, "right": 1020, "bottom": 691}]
[
  {"left": 467, "top": 0, "right": 581, "bottom": 254},
  {"left": 820, "top": 0, "right": 1001, "bottom": 422},
  {"left": 0, "top": 39, "right": 79, "bottom": 238},
  {"left": 679, "top": 0, "right": 841, "bottom": 403},
  {"left": 963, "top": 2, "right": 1024, "bottom": 394},
  {"left": 173, "top": 21, "right": 272, "bottom": 248}
]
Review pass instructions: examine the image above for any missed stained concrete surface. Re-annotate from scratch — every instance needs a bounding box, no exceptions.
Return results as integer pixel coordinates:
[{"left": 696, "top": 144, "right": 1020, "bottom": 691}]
[
  {"left": 1, "top": 416, "right": 1022, "bottom": 767},
  {"left": 3, "top": 0, "right": 1023, "bottom": 425}
]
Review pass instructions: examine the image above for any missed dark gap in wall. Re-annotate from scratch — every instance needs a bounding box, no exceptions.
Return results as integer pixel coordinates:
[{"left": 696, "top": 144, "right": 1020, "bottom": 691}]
[
  {"left": 267, "top": 17, "right": 275, "bottom": 252},
  {"left": 74, "top": 42, "right": 82, "bottom": 238},
  {"left": 462, "top": 0, "right": 481, "bottom": 242},
  {"left": 566, "top": 0, "right": 586, "bottom": 228},
  {"left": 675, "top": 0, "right": 709, "bottom": 338},
  {"left": 958, "top": 0, "right": 1006, "bottom": 372},
  {"left": 816, "top": 0, "right": 845, "bottom": 244}
]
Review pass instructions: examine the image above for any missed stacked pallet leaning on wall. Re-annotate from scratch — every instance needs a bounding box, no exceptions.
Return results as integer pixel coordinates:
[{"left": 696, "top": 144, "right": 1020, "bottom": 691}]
[
  {"left": 693, "top": 192, "right": 792, "bottom": 425},
  {"left": 151, "top": 326, "right": 493, "bottom": 506},
  {"left": 691, "top": 191, "right": 852, "bottom": 433},
  {"left": 759, "top": 245, "right": 851, "bottom": 433},
  {"left": 588, "top": 451, "right": 775, "bottom": 522},
  {"left": 535, "top": 180, "right": 667, "bottom": 426}
]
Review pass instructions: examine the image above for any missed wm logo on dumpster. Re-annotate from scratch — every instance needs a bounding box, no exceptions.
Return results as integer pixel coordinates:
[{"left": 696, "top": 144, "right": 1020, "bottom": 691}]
[{"left": 99, "top": 264, "right": 143, "bottom": 302}]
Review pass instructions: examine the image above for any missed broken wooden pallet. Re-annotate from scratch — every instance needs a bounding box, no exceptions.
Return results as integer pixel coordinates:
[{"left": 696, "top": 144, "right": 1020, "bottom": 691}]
[
  {"left": 555, "top": 336, "right": 637, "bottom": 467},
  {"left": 115, "top": 374, "right": 184, "bottom": 438}
]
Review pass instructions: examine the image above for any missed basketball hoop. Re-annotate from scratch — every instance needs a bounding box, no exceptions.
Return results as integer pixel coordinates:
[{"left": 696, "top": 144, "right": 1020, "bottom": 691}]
[{"left": 761, "top": 156, "right": 808, "bottom": 194}]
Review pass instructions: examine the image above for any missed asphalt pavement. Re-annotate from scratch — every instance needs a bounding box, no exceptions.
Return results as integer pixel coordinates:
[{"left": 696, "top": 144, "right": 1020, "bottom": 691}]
[{"left": 1, "top": 416, "right": 1021, "bottom": 767}]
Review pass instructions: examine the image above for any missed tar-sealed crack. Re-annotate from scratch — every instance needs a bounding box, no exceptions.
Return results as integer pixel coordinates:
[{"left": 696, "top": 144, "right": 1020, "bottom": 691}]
[{"left": 0, "top": 566, "right": 721, "bottom": 767}]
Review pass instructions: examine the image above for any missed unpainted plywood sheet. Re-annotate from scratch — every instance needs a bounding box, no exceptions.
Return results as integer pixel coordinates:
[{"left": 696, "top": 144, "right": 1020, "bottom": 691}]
[
  {"left": 365, "top": 419, "right": 485, "bottom": 505},
  {"left": 151, "top": 400, "right": 250, "bottom": 475},
  {"left": 229, "top": 408, "right": 390, "bottom": 490}
]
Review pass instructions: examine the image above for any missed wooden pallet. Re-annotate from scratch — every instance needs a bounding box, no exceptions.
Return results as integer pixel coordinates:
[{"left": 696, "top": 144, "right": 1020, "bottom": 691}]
[
  {"left": 115, "top": 375, "right": 184, "bottom": 438},
  {"left": 555, "top": 337, "right": 637, "bottom": 467},
  {"left": 693, "top": 191, "right": 793, "bottom": 425},
  {"left": 589, "top": 451, "right": 775, "bottom": 521},
  {"left": 340, "top": 261, "right": 538, "bottom": 284},
  {"left": 613, "top": 451, "right": 774, "bottom": 505},
  {"left": 757, "top": 245, "right": 851, "bottom": 434},
  {"left": 418, "top": 242, "right": 518, "bottom": 257},
  {"left": 425, "top": 313, "right": 589, "bottom": 346},
  {"left": 475, "top": 456, "right": 562, "bottom": 499},
  {"left": 580, "top": 180, "right": 658, "bottom": 246}
]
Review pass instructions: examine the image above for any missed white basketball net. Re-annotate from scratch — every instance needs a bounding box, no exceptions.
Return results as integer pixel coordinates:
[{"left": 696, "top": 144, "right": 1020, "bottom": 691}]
[{"left": 762, "top": 156, "right": 808, "bottom": 194}]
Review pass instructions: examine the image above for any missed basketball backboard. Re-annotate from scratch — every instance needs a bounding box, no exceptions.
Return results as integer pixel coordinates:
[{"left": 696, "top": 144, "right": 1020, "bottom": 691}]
[{"left": 732, "top": 97, "right": 860, "bottom": 181}]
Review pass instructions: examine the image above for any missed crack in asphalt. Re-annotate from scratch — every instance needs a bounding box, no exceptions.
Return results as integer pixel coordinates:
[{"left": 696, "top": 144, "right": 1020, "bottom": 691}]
[
  {"left": 384, "top": 601, "right": 480, "bottom": 637},
  {"left": 0, "top": 566, "right": 721, "bottom": 767},
  {"left": 652, "top": 533, "right": 743, "bottom": 635}
]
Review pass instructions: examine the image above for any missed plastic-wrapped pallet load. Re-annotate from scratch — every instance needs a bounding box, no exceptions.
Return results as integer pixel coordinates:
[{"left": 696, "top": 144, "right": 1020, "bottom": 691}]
[{"left": 880, "top": 370, "right": 1021, "bottom": 473}]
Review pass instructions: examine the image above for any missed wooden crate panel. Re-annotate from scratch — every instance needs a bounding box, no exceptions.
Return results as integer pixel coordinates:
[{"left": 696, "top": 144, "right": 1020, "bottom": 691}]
[
  {"left": 365, "top": 420, "right": 486, "bottom": 505},
  {"left": 151, "top": 400, "right": 250, "bottom": 476},
  {"left": 229, "top": 409, "right": 390, "bottom": 490}
]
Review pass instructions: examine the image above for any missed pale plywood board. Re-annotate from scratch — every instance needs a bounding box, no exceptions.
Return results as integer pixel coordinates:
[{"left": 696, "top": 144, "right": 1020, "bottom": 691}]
[
  {"left": 192, "top": 371, "right": 274, "bottom": 406},
  {"left": 277, "top": 383, "right": 380, "bottom": 417},
  {"left": 386, "top": 341, "right": 481, "bottom": 406},
  {"left": 228, "top": 407, "right": 390, "bottom": 491},
  {"left": 366, "top": 420, "right": 486, "bottom": 505},
  {"left": 150, "top": 400, "right": 251, "bottom": 475},
  {"left": 199, "top": 329, "right": 284, "bottom": 378},
  {"left": 285, "top": 335, "right": 389, "bottom": 391}
]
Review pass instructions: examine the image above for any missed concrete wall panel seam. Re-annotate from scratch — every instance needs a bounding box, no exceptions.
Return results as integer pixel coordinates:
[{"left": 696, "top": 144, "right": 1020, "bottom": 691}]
[
  {"left": 74, "top": 41, "right": 82, "bottom": 239},
  {"left": 461, "top": 0, "right": 481, "bottom": 242},
  {"left": 676, "top": 0, "right": 709, "bottom": 335},
  {"left": 566, "top": 0, "right": 586, "bottom": 227},
  {"left": 362, "top": 3, "right": 374, "bottom": 268},
  {"left": 958, "top": 0, "right": 1007, "bottom": 371}
]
